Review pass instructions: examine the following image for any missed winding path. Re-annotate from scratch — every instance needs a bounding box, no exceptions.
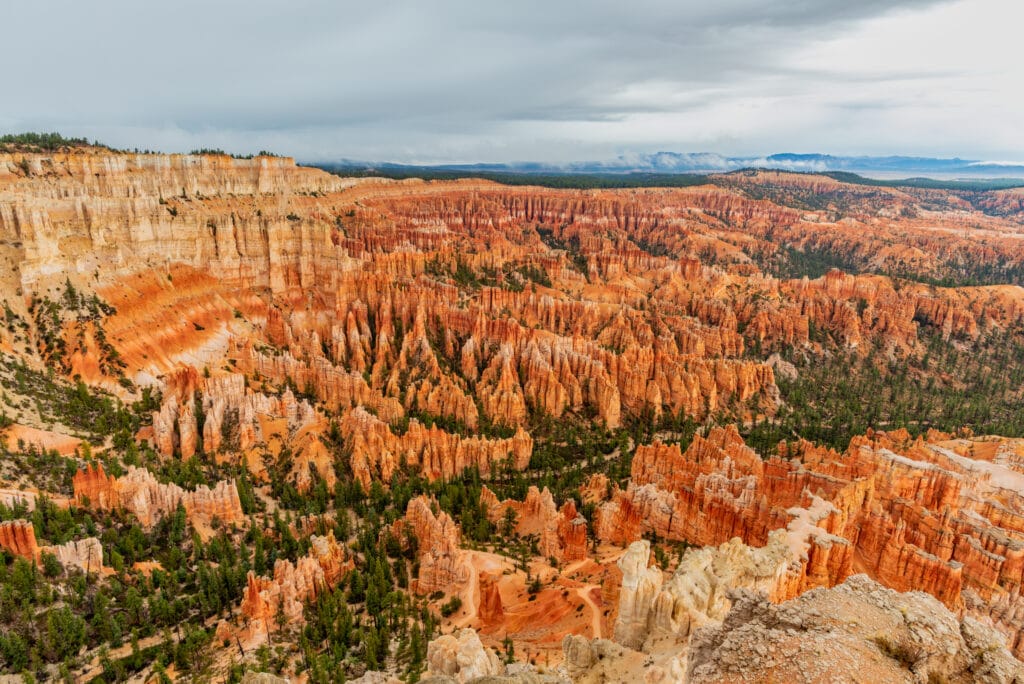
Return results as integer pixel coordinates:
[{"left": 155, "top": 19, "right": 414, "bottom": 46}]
[{"left": 576, "top": 584, "right": 603, "bottom": 639}]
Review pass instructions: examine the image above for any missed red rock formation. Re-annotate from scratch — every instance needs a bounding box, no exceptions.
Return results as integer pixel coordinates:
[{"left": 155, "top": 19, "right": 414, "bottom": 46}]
[
  {"left": 0, "top": 520, "right": 40, "bottom": 560},
  {"left": 595, "top": 426, "right": 781, "bottom": 547},
  {"left": 479, "top": 486, "right": 588, "bottom": 563},
  {"left": 341, "top": 407, "right": 531, "bottom": 490},
  {"left": 73, "top": 464, "right": 244, "bottom": 535},
  {"left": 151, "top": 368, "right": 335, "bottom": 490},
  {"left": 231, "top": 340, "right": 405, "bottom": 423},
  {"left": 556, "top": 500, "right": 589, "bottom": 563},
  {"left": 477, "top": 572, "right": 504, "bottom": 624},
  {"left": 389, "top": 496, "right": 468, "bottom": 595},
  {"left": 240, "top": 532, "right": 352, "bottom": 626}
]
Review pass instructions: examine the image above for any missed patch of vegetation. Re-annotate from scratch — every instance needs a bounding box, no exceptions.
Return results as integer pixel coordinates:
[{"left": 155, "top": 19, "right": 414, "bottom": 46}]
[
  {"left": 0, "top": 354, "right": 142, "bottom": 445},
  {"left": 189, "top": 148, "right": 285, "bottom": 159},
  {"left": 748, "top": 243, "right": 1024, "bottom": 287},
  {"left": 0, "top": 493, "right": 253, "bottom": 682},
  {"left": 424, "top": 255, "right": 482, "bottom": 290},
  {"left": 0, "top": 132, "right": 98, "bottom": 152},
  {"left": 872, "top": 634, "right": 923, "bottom": 669},
  {"left": 749, "top": 244, "right": 864, "bottom": 281},
  {"left": 320, "top": 165, "right": 711, "bottom": 189},
  {"left": 824, "top": 171, "right": 1024, "bottom": 193},
  {"left": 741, "top": 327, "right": 1024, "bottom": 453},
  {"left": 438, "top": 596, "right": 462, "bottom": 617},
  {"left": 28, "top": 280, "right": 124, "bottom": 378}
]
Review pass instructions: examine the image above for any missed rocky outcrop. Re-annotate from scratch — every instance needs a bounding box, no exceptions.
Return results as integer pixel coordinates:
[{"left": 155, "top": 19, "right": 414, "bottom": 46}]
[
  {"left": 613, "top": 523, "right": 853, "bottom": 651},
  {"left": 343, "top": 408, "right": 532, "bottom": 490},
  {"left": 479, "top": 486, "right": 588, "bottom": 563},
  {"left": 390, "top": 496, "right": 469, "bottom": 596},
  {"left": 477, "top": 572, "right": 504, "bottom": 624},
  {"left": 425, "top": 629, "right": 502, "bottom": 683},
  {"left": 596, "top": 427, "right": 1024, "bottom": 659},
  {"left": 45, "top": 537, "right": 104, "bottom": 574},
  {"left": 612, "top": 541, "right": 664, "bottom": 649},
  {"left": 240, "top": 532, "right": 352, "bottom": 626},
  {"left": 239, "top": 673, "right": 290, "bottom": 684},
  {"left": 0, "top": 520, "right": 40, "bottom": 560},
  {"left": 561, "top": 634, "right": 684, "bottom": 684},
  {"left": 688, "top": 574, "right": 1024, "bottom": 684},
  {"left": 0, "top": 489, "right": 37, "bottom": 512},
  {"left": 72, "top": 464, "right": 244, "bottom": 535},
  {"left": 559, "top": 574, "right": 1024, "bottom": 683}
]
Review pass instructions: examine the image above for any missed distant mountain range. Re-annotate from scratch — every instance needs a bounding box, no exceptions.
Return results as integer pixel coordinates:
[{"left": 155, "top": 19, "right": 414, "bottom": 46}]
[{"left": 320, "top": 152, "right": 1024, "bottom": 180}]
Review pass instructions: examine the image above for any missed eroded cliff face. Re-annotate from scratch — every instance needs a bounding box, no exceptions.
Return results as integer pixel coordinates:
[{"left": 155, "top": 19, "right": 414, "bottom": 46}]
[
  {"left": 240, "top": 532, "right": 352, "bottom": 627},
  {"left": 390, "top": 496, "right": 469, "bottom": 596},
  {"left": 0, "top": 151, "right": 355, "bottom": 293},
  {"left": 480, "top": 485, "right": 588, "bottom": 563},
  {"left": 591, "top": 427, "right": 1024, "bottom": 659},
  {"left": 72, "top": 463, "right": 244, "bottom": 537}
]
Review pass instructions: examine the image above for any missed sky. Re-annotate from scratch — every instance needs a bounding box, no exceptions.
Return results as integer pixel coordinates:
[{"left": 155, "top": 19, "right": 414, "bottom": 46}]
[{"left": 4, "top": 0, "right": 1022, "bottom": 163}]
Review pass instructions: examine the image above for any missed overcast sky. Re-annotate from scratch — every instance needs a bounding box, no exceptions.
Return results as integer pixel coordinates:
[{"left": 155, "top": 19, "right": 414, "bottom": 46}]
[{"left": 4, "top": 0, "right": 1021, "bottom": 163}]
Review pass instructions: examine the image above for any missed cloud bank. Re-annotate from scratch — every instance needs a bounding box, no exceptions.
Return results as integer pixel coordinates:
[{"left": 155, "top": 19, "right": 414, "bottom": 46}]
[{"left": 4, "top": 0, "right": 1021, "bottom": 162}]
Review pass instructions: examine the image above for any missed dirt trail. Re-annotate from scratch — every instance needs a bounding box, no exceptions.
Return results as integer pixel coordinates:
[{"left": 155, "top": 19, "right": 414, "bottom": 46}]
[
  {"left": 458, "top": 558, "right": 480, "bottom": 627},
  {"left": 576, "top": 584, "right": 603, "bottom": 638}
]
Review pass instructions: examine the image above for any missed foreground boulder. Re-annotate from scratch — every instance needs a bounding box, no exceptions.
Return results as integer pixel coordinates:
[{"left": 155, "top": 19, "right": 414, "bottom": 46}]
[
  {"left": 426, "top": 629, "right": 503, "bottom": 682},
  {"left": 687, "top": 574, "right": 1024, "bottom": 683}
]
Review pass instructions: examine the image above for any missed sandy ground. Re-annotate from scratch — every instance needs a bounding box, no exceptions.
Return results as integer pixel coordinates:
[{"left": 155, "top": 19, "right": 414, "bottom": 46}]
[{"left": 4, "top": 423, "right": 81, "bottom": 455}]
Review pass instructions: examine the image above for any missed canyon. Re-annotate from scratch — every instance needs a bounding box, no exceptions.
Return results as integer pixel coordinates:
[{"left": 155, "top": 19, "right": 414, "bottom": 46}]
[{"left": 2, "top": 147, "right": 1024, "bottom": 681}]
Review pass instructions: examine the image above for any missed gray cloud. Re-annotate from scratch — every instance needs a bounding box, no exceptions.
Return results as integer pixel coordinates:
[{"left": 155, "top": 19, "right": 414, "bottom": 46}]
[{"left": 4, "top": 0, "right": 1019, "bottom": 162}]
